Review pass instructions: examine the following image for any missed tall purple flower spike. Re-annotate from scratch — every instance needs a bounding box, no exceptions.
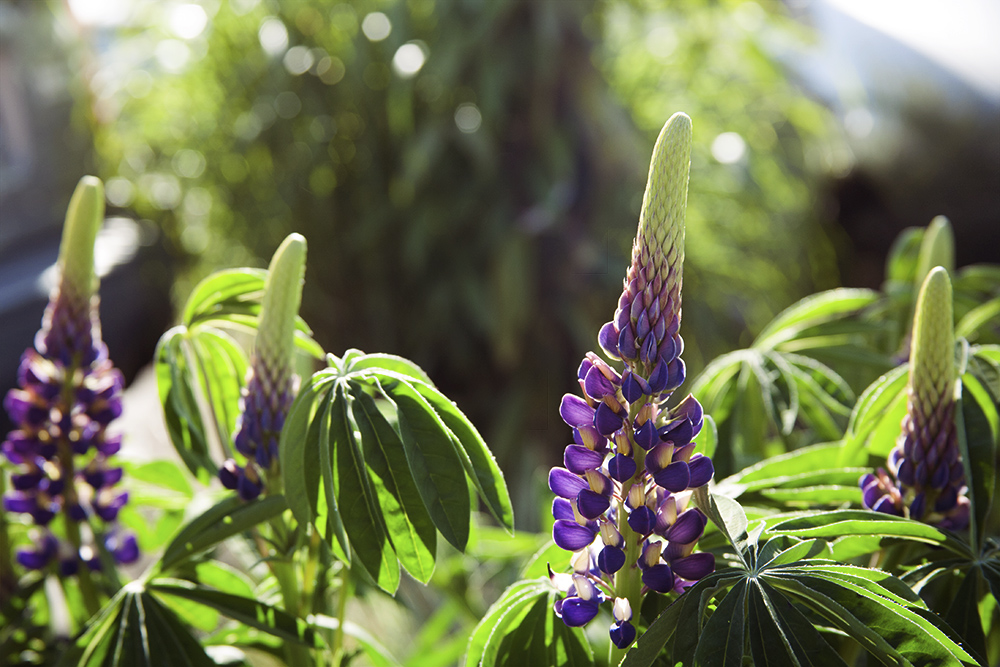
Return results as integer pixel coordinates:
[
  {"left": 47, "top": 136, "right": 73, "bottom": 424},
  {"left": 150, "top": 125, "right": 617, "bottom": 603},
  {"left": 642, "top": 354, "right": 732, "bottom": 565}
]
[
  {"left": 860, "top": 267, "right": 968, "bottom": 530},
  {"left": 1, "top": 177, "right": 138, "bottom": 573},
  {"left": 549, "top": 114, "right": 714, "bottom": 651},
  {"left": 219, "top": 234, "right": 306, "bottom": 500}
]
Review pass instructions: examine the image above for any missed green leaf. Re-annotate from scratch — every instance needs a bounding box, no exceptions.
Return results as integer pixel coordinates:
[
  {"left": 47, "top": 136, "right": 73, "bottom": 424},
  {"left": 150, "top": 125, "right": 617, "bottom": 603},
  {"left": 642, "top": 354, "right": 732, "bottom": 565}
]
[
  {"left": 693, "top": 486, "right": 750, "bottom": 561},
  {"left": 699, "top": 414, "right": 718, "bottom": 460},
  {"left": 150, "top": 579, "right": 319, "bottom": 647},
  {"left": 956, "top": 297, "right": 1000, "bottom": 339},
  {"left": 759, "top": 485, "right": 862, "bottom": 507},
  {"left": 767, "top": 510, "right": 969, "bottom": 556},
  {"left": 493, "top": 593, "right": 592, "bottom": 667},
  {"left": 387, "top": 371, "right": 514, "bottom": 533},
  {"left": 693, "top": 581, "right": 747, "bottom": 667},
  {"left": 767, "top": 570, "right": 979, "bottom": 666},
  {"left": 329, "top": 384, "right": 401, "bottom": 593},
  {"left": 464, "top": 579, "right": 551, "bottom": 667},
  {"left": 158, "top": 494, "right": 287, "bottom": 573},
  {"left": 754, "top": 288, "right": 879, "bottom": 351},
  {"left": 155, "top": 328, "right": 214, "bottom": 479},
  {"left": 124, "top": 460, "right": 194, "bottom": 498},
  {"left": 957, "top": 374, "right": 999, "bottom": 550},
  {"left": 189, "top": 327, "right": 248, "bottom": 447},
  {"left": 751, "top": 580, "right": 848, "bottom": 666},
  {"left": 375, "top": 376, "right": 472, "bottom": 551},
  {"left": 943, "top": 567, "right": 987, "bottom": 665},
  {"left": 344, "top": 351, "right": 433, "bottom": 384},
  {"left": 278, "top": 370, "right": 350, "bottom": 561},
  {"left": 182, "top": 268, "right": 266, "bottom": 326},
  {"left": 310, "top": 614, "right": 403, "bottom": 667},
  {"left": 348, "top": 381, "right": 438, "bottom": 583},
  {"left": 717, "top": 442, "right": 865, "bottom": 498},
  {"left": 841, "top": 364, "right": 908, "bottom": 463}
]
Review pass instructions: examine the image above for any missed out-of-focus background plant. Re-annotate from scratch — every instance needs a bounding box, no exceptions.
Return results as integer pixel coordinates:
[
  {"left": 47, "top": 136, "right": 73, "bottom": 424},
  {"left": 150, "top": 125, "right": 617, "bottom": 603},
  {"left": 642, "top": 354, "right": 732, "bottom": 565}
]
[{"left": 1, "top": 0, "right": 997, "bottom": 522}]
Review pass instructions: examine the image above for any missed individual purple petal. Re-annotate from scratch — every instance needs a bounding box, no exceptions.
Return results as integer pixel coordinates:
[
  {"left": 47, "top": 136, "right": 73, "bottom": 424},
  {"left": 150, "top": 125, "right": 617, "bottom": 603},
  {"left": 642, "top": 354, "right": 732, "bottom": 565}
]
[
  {"left": 584, "top": 366, "right": 616, "bottom": 400},
  {"left": 929, "top": 464, "right": 949, "bottom": 490},
  {"left": 219, "top": 460, "right": 240, "bottom": 490},
  {"left": 653, "top": 461, "right": 690, "bottom": 493},
  {"left": 560, "top": 394, "right": 595, "bottom": 428},
  {"left": 896, "top": 460, "right": 915, "bottom": 486},
  {"left": 659, "top": 418, "right": 693, "bottom": 447},
  {"left": 627, "top": 506, "right": 656, "bottom": 535},
  {"left": 553, "top": 520, "right": 597, "bottom": 551},
  {"left": 237, "top": 472, "right": 262, "bottom": 501},
  {"left": 16, "top": 548, "right": 53, "bottom": 570},
  {"left": 665, "top": 509, "right": 707, "bottom": 544},
  {"left": 549, "top": 468, "right": 589, "bottom": 499},
  {"left": 861, "top": 483, "right": 883, "bottom": 510},
  {"left": 639, "top": 334, "right": 657, "bottom": 366},
  {"left": 559, "top": 596, "right": 602, "bottom": 627},
  {"left": 599, "top": 322, "right": 621, "bottom": 360},
  {"left": 577, "top": 357, "right": 594, "bottom": 381},
  {"left": 60, "top": 558, "right": 79, "bottom": 577},
  {"left": 564, "top": 445, "right": 605, "bottom": 474},
  {"left": 595, "top": 402, "right": 624, "bottom": 437},
  {"left": 598, "top": 545, "right": 626, "bottom": 575},
  {"left": 641, "top": 563, "right": 674, "bottom": 593},
  {"left": 621, "top": 372, "right": 647, "bottom": 404},
  {"left": 552, "top": 497, "right": 575, "bottom": 522},
  {"left": 610, "top": 620, "right": 636, "bottom": 649},
  {"left": 872, "top": 495, "right": 902, "bottom": 516},
  {"left": 608, "top": 453, "right": 636, "bottom": 482},
  {"left": 687, "top": 455, "right": 714, "bottom": 488},
  {"left": 11, "top": 471, "right": 43, "bottom": 491},
  {"left": 3, "top": 494, "right": 36, "bottom": 514},
  {"left": 633, "top": 420, "right": 657, "bottom": 450},
  {"left": 573, "top": 425, "right": 607, "bottom": 452},
  {"left": 584, "top": 469, "right": 613, "bottom": 496},
  {"left": 644, "top": 442, "right": 674, "bottom": 472},
  {"left": 658, "top": 335, "right": 677, "bottom": 365},
  {"left": 113, "top": 534, "right": 140, "bottom": 564},
  {"left": 909, "top": 492, "right": 926, "bottom": 520},
  {"left": 671, "top": 552, "right": 714, "bottom": 580},
  {"left": 934, "top": 486, "right": 958, "bottom": 513},
  {"left": 647, "top": 360, "right": 669, "bottom": 393},
  {"left": 618, "top": 327, "right": 638, "bottom": 360},
  {"left": 578, "top": 490, "right": 611, "bottom": 519},
  {"left": 665, "top": 359, "right": 686, "bottom": 391}
]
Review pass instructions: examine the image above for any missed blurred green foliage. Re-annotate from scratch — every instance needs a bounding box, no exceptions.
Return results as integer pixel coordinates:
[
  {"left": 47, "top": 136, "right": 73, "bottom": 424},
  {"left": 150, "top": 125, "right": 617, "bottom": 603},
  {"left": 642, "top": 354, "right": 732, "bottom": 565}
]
[{"left": 85, "top": 0, "right": 841, "bottom": 527}]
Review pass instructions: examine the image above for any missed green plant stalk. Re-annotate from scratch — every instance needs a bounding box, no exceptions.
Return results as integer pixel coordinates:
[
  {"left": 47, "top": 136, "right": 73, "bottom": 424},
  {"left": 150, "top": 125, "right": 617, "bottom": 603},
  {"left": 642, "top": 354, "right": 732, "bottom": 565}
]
[
  {"left": 331, "top": 563, "right": 351, "bottom": 667},
  {"left": 0, "top": 471, "right": 14, "bottom": 605},
  {"left": 611, "top": 404, "right": 646, "bottom": 666},
  {"left": 273, "top": 557, "right": 310, "bottom": 667}
]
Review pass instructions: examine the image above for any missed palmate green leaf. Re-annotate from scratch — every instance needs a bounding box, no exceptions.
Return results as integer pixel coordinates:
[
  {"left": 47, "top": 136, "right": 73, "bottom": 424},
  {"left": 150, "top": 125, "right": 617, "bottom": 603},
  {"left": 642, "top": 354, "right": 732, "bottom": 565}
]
[
  {"left": 956, "top": 297, "right": 1000, "bottom": 339},
  {"left": 841, "top": 364, "right": 908, "bottom": 464},
  {"left": 329, "top": 384, "right": 401, "bottom": 593},
  {"left": 373, "top": 376, "right": 472, "bottom": 551},
  {"left": 464, "top": 581, "right": 592, "bottom": 667},
  {"left": 155, "top": 328, "right": 214, "bottom": 480},
  {"left": 180, "top": 267, "right": 323, "bottom": 358},
  {"left": 715, "top": 442, "right": 867, "bottom": 501},
  {"left": 343, "top": 350, "right": 433, "bottom": 384},
  {"left": 767, "top": 510, "right": 970, "bottom": 557},
  {"left": 278, "top": 370, "right": 350, "bottom": 563},
  {"left": 944, "top": 566, "right": 988, "bottom": 665},
  {"left": 694, "top": 581, "right": 747, "bottom": 667},
  {"left": 158, "top": 494, "right": 287, "bottom": 573},
  {"left": 766, "top": 570, "right": 979, "bottom": 666},
  {"left": 693, "top": 487, "right": 750, "bottom": 561},
  {"left": 754, "top": 288, "right": 880, "bottom": 351},
  {"left": 347, "top": 381, "right": 437, "bottom": 583},
  {"left": 760, "top": 485, "right": 862, "bottom": 507},
  {"left": 150, "top": 579, "right": 319, "bottom": 647},
  {"left": 76, "top": 587, "right": 215, "bottom": 667},
  {"left": 957, "top": 371, "right": 999, "bottom": 550},
  {"left": 189, "top": 327, "right": 247, "bottom": 447}
]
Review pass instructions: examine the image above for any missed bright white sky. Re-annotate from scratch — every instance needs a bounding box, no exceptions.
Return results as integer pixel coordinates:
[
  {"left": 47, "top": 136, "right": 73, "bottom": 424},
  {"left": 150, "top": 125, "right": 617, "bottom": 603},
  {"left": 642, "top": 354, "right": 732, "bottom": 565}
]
[{"left": 825, "top": 0, "right": 1000, "bottom": 101}]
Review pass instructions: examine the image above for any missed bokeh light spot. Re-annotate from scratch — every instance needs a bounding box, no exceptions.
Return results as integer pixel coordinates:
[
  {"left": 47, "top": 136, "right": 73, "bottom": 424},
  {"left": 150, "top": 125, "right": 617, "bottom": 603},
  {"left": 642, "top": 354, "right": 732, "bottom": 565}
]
[
  {"left": 711, "top": 132, "right": 747, "bottom": 164},
  {"left": 392, "top": 42, "right": 427, "bottom": 78},
  {"left": 361, "top": 12, "right": 391, "bottom": 41},
  {"left": 259, "top": 17, "right": 289, "bottom": 56},
  {"left": 169, "top": 4, "right": 208, "bottom": 40},
  {"left": 455, "top": 103, "right": 482, "bottom": 133},
  {"left": 284, "top": 45, "right": 315, "bottom": 76}
]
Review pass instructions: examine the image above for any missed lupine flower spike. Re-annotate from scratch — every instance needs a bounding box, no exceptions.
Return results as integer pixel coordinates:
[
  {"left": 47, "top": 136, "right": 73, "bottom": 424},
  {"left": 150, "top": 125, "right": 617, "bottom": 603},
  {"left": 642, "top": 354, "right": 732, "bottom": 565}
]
[
  {"left": 550, "top": 113, "right": 715, "bottom": 650},
  {"left": 861, "top": 266, "right": 969, "bottom": 530},
  {"left": 219, "top": 234, "right": 306, "bottom": 500},
  {"left": 2, "top": 177, "right": 138, "bottom": 574}
]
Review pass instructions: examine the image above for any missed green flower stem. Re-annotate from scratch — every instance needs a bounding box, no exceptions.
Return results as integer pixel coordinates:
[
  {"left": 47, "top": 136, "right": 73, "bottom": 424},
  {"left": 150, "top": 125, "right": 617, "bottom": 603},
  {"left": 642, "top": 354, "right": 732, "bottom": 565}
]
[
  {"left": 331, "top": 563, "right": 352, "bottom": 667},
  {"left": 0, "top": 472, "right": 14, "bottom": 605},
  {"left": 611, "top": 403, "right": 647, "bottom": 666}
]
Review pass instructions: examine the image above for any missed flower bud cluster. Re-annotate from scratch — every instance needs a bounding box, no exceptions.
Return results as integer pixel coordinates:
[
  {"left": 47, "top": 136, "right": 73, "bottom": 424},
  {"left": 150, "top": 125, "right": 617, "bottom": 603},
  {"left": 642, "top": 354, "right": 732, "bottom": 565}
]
[
  {"left": 550, "top": 353, "right": 713, "bottom": 647},
  {"left": 860, "top": 267, "right": 968, "bottom": 530},
  {"left": 2, "top": 278, "right": 137, "bottom": 572}
]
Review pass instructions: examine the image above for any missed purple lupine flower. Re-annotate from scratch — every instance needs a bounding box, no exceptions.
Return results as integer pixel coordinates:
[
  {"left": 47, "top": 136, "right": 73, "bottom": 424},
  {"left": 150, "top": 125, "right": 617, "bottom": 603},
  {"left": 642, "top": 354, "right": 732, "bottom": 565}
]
[
  {"left": 1, "top": 177, "right": 138, "bottom": 572},
  {"left": 861, "top": 267, "right": 968, "bottom": 530},
  {"left": 219, "top": 234, "right": 306, "bottom": 500},
  {"left": 550, "top": 114, "right": 714, "bottom": 649}
]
